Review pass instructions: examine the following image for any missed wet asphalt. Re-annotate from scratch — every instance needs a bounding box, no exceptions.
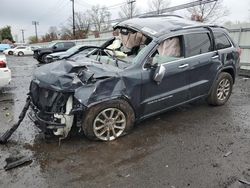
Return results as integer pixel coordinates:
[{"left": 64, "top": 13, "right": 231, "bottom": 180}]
[{"left": 0, "top": 55, "right": 249, "bottom": 188}]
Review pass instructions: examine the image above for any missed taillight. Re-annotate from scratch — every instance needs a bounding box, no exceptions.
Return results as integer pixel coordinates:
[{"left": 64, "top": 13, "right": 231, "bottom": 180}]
[{"left": 0, "top": 60, "right": 7, "bottom": 68}]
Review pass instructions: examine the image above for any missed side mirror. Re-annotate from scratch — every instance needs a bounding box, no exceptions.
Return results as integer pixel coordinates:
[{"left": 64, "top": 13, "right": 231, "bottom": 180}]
[
  {"left": 153, "top": 64, "right": 166, "bottom": 84},
  {"left": 53, "top": 45, "right": 57, "bottom": 49}
]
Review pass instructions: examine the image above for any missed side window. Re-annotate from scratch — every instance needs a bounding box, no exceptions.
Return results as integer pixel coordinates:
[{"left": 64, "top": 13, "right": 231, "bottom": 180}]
[
  {"left": 64, "top": 42, "right": 74, "bottom": 48},
  {"left": 17, "top": 47, "right": 26, "bottom": 49},
  {"left": 185, "top": 33, "right": 212, "bottom": 57},
  {"left": 151, "top": 36, "right": 183, "bottom": 64},
  {"left": 214, "top": 32, "right": 231, "bottom": 50},
  {"left": 54, "top": 43, "right": 64, "bottom": 49}
]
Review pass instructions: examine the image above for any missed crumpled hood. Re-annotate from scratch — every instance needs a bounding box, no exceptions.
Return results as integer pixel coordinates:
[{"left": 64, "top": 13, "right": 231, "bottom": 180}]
[{"left": 33, "top": 57, "right": 121, "bottom": 92}]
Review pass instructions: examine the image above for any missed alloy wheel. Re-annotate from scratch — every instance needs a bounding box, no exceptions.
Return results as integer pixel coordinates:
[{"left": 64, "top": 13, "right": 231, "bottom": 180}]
[
  {"left": 93, "top": 108, "right": 126, "bottom": 141},
  {"left": 217, "top": 78, "right": 231, "bottom": 101}
]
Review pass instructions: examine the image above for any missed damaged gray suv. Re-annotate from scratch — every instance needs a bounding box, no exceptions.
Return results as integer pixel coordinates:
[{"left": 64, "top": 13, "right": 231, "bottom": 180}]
[{"left": 29, "top": 15, "right": 240, "bottom": 141}]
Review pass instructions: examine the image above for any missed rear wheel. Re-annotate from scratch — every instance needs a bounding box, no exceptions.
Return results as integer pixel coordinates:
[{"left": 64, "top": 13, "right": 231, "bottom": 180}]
[
  {"left": 82, "top": 99, "right": 135, "bottom": 141},
  {"left": 207, "top": 72, "right": 233, "bottom": 106},
  {"left": 18, "top": 51, "right": 24, "bottom": 56}
]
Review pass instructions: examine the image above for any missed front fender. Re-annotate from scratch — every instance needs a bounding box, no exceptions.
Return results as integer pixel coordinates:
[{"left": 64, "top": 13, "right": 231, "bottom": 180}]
[{"left": 74, "top": 77, "right": 129, "bottom": 108}]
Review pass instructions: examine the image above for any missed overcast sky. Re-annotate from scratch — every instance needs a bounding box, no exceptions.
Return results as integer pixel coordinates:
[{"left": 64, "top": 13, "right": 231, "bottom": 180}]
[{"left": 0, "top": 0, "right": 249, "bottom": 42}]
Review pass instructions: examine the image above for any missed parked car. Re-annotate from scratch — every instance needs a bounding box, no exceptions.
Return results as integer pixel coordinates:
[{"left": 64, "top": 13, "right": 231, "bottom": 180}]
[
  {"left": 13, "top": 46, "right": 36, "bottom": 56},
  {"left": 0, "top": 55, "right": 11, "bottom": 88},
  {"left": 3, "top": 46, "right": 26, "bottom": 55},
  {"left": 45, "top": 45, "right": 89, "bottom": 63},
  {"left": 45, "top": 40, "right": 114, "bottom": 63},
  {"left": 33, "top": 41, "right": 75, "bottom": 63},
  {"left": 28, "top": 15, "right": 240, "bottom": 141},
  {"left": 0, "top": 44, "right": 11, "bottom": 52}
]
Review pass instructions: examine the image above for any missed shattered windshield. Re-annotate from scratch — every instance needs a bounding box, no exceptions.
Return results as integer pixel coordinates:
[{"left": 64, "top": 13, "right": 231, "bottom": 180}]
[{"left": 85, "top": 28, "right": 152, "bottom": 68}]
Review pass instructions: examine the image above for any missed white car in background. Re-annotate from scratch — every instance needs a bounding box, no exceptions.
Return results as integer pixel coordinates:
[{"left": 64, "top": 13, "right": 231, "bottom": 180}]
[
  {"left": 0, "top": 55, "right": 11, "bottom": 88},
  {"left": 13, "top": 46, "right": 35, "bottom": 56},
  {"left": 3, "top": 46, "right": 26, "bottom": 55}
]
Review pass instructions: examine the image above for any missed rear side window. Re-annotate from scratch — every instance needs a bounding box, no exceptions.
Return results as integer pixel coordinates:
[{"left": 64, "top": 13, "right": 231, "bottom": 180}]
[
  {"left": 64, "top": 42, "right": 75, "bottom": 48},
  {"left": 185, "top": 33, "right": 212, "bottom": 57},
  {"left": 55, "top": 43, "right": 64, "bottom": 49},
  {"left": 214, "top": 32, "right": 231, "bottom": 50},
  {"left": 17, "top": 47, "right": 26, "bottom": 49}
]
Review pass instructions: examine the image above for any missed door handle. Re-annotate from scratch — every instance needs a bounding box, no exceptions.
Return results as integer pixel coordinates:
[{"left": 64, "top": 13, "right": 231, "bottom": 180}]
[{"left": 178, "top": 64, "right": 189, "bottom": 69}]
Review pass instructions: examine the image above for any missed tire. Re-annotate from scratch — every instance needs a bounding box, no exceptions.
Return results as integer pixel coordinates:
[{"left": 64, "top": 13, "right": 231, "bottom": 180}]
[
  {"left": 41, "top": 54, "right": 49, "bottom": 64},
  {"left": 207, "top": 72, "right": 233, "bottom": 106},
  {"left": 8, "top": 51, "right": 13, "bottom": 55},
  {"left": 82, "top": 99, "right": 135, "bottom": 141},
  {"left": 18, "top": 51, "right": 24, "bottom": 56}
]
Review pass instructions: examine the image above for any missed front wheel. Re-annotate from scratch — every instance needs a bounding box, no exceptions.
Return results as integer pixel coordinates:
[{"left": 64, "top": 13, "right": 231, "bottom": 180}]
[
  {"left": 82, "top": 99, "right": 135, "bottom": 141},
  {"left": 41, "top": 54, "right": 49, "bottom": 64},
  {"left": 207, "top": 72, "right": 233, "bottom": 106}
]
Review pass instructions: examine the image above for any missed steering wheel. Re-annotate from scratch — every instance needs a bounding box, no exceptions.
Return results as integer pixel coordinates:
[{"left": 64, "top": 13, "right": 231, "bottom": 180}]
[{"left": 86, "top": 46, "right": 119, "bottom": 67}]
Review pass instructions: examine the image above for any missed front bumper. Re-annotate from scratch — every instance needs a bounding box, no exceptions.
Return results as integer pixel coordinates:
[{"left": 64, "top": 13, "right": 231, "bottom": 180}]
[
  {"left": 33, "top": 51, "right": 39, "bottom": 60},
  {"left": 28, "top": 102, "right": 66, "bottom": 132}
]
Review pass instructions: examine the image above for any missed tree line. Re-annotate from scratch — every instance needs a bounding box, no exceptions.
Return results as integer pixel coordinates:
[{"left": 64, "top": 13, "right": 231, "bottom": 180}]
[{"left": 1, "top": 0, "right": 229, "bottom": 44}]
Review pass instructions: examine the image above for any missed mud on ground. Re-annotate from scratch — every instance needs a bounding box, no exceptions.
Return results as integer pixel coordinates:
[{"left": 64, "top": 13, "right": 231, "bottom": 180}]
[{"left": 0, "top": 56, "right": 250, "bottom": 188}]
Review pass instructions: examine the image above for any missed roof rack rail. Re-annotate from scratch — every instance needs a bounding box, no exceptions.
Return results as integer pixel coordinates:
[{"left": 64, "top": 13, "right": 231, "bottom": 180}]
[
  {"left": 138, "top": 14, "right": 183, "bottom": 19},
  {"left": 170, "top": 24, "right": 227, "bottom": 31}
]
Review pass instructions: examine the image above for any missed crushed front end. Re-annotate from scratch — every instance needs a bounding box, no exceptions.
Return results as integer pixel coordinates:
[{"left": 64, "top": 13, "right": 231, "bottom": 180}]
[
  {"left": 27, "top": 56, "right": 123, "bottom": 139},
  {"left": 28, "top": 80, "right": 76, "bottom": 138}
]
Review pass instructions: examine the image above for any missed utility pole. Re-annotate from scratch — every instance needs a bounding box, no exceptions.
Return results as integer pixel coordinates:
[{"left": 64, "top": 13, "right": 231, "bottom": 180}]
[
  {"left": 70, "top": 0, "right": 76, "bottom": 38},
  {"left": 128, "top": 0, "right": 136, "bottom": 19},
  {"left": 20, "top": 29, "right": 25, "bottom": 44},
  {"left": 32, "top": 21, "right": 39, "bottom": 42}
]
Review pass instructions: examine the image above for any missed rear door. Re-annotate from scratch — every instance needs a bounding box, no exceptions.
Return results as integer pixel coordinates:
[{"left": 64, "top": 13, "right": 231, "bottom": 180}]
[
  {"left": 54, "top": 42, "right": 65, "bottom": 52},
  {"left": 184, "top": 31, "right": 222, "bottom": 99},
  {"left": 64, "top": 42, "right": 75, "bottom": 50},
  {"left": 213, "top": 30, "right": 238, "bottom": 70}
]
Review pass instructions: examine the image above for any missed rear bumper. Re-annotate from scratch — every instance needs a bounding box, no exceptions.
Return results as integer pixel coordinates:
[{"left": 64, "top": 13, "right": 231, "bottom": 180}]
[{"left": 0, "top": 68, "right": 11, "bottom": 88}]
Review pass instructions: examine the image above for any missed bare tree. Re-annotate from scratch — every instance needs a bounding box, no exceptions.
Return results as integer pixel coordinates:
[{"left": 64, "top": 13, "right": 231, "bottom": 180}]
[
  {"left": 87, "top": 5, "right": 111, "bottom": 32},
  {"left": 60, "top": 12, "right": 90, "bottom": 39},
  {"left": 148, "top": 0, "right": 171, "bottom": 14},
  {"left": 60, "top": 26, "right": 73, "bottom": 40},
  {"left": 119, "top": 0, "right": 138, "bottom": 19},
  {"left": 186, "top": 0, "right": 229, "bottom": 23},
  {"left": 28, "top": 36, "right": 38, "bottom": 44},
  {"left": 41, "top": 26, "right": 58, "bottom": 42}
]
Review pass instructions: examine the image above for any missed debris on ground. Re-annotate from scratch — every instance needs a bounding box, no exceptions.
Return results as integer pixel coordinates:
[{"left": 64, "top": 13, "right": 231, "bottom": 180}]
[
  {"left": 238, "top": 179, "right": 250, "bottom": 185},
  {"left": 223, "top": 151, "right": 233, "bottom": 157},
  {"left": 2, "top": 107, "right": 8, "bottom": 111},
  {"left": 4, "top": 156, "right": 33, "bottom": 171},
  {"left": 242, "top": 77, "right": 249, "bottom": 81},
  {"left": 117, "top": 173, "right": 130, "bottom": 178}
]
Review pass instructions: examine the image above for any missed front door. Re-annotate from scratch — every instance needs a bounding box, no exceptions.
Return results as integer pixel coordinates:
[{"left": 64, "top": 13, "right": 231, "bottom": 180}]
[{"left": 140, "top": 36, "right": 190, "bottom": 118}]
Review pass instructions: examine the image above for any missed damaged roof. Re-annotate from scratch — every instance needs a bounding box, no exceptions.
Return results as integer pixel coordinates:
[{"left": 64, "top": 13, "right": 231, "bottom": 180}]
[{"left": 114, "top": 15, "right": 200, "bottom": 38}]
